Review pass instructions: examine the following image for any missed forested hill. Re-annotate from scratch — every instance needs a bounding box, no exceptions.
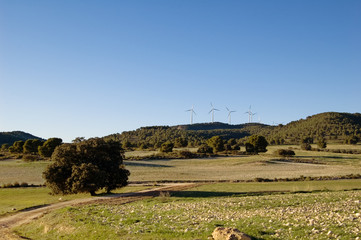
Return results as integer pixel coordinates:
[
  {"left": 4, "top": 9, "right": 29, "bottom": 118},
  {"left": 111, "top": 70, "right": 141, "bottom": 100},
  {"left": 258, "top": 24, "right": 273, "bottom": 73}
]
[
  {"left": 263, "top": 112, "right": 361, "bottom": 143},
  {"left": 0, "top": 131, "right": 44, "bottom": 145},
  {"left": 103, "top": 112, "right": 361, "bottom": 147}
]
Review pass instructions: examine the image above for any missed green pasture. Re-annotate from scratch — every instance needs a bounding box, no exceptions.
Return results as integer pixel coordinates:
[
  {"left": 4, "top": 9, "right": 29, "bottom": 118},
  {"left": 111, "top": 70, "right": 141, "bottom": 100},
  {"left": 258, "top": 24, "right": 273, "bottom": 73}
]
[
  {"left": 14, "top": 185, "right": 361, "bottom": 240},
  {"left": 1, "top": 144, "right": 361, "bottom": 184},
  {"left": 174, "top": 179, "right": 361, "bottom": 197},
  {"left": 0, "top": 186, "right": 150, "bottom": 217}
]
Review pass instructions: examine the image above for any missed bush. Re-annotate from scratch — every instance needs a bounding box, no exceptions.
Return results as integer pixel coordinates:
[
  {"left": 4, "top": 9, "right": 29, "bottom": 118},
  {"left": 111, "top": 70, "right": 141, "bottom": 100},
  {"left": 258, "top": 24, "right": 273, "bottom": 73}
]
[
  {"left": 23, "top": 154, "right": 40, "bottom": 162},
  {"left": 301, "top": 142, "right": 311, "bottom": 150},
  {"left": 177, "top": 150, "right": 196, "bottom": 159},
  {"left": 275, "top": 149, "right": 295, "bottom": 157},
  {"left": 160, "top": 141, "right": 174, "bottom": 153},
  {"left": 197, "top": 144, "right": 213, "bottom": 154}
]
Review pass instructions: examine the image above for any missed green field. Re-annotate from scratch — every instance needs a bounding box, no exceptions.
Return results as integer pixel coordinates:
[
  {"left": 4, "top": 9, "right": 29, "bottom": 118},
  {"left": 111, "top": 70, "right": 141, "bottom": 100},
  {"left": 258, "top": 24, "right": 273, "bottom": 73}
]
[
  {"left": 1, "top": 144, "right": 361, "bottom": 185},
  {"left": 14, "top": 183, "right": 361, "bottom": 239},
  {"left": 0, "top": 186, "right": 150, "bottom": 217},
  {"left": 2, "top": 144, "right": 361, "bottom": 239}
]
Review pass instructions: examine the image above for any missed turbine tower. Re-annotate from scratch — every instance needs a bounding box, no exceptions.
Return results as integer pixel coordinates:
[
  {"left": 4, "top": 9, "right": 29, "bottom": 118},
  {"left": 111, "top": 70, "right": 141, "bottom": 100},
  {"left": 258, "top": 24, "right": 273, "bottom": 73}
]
[
  {"left": 244, "top": 105, "right": 256, "bottom": 123},
  {"left": 209, "top": 103, "right": 220, "bottom": 123},
  {"left": 226, "top": 107, "right": 236, "bottom": 124},
  {"left": 186, "top": 105, "right": 196, "bottom": 124}
]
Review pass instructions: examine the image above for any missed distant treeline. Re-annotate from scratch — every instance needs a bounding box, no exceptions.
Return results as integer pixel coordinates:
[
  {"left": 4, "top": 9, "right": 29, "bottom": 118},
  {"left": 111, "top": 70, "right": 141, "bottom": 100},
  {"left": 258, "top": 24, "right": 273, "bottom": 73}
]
[{"left": 103, "top": 112, "right": 361, "bottom": 149}]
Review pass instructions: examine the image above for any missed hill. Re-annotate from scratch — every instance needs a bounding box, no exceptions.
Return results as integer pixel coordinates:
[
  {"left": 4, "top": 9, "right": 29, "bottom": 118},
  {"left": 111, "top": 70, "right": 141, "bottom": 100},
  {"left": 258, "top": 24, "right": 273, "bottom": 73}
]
[
  {"left": 103, "top": 112, "right": 361, "bottom": 147},
  {"left": 0, "top": 131, "right": 44, "bottom": 145},
  {"left": 263, "top": 112, "right": 361, "bottom": 144}
]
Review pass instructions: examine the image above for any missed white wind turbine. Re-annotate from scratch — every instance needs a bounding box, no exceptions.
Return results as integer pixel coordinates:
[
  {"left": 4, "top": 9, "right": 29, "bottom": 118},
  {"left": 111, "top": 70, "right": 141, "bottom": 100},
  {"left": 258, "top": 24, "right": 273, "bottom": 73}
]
[
  {"left": 209, "top": 103, "right": 220, "bottom": 123},
  {"left": 226, "top": 107, "right": 236, "bottom": 124},
  {"left": 245, "top": 105, "right": 256, "bottom": 123},
  {"left": 186, "top": 105, "right": 196, "bottom": 124}
]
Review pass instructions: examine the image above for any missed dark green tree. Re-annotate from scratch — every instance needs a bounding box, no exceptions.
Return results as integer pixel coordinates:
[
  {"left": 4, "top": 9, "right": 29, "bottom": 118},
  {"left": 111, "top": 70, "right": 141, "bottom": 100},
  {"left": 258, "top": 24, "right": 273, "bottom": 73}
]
[
  {"left": 245, "top": 135, "right": 268, "bottom": 154},
  {"left": 317, "top": 137, "right": 327, "bottom": 149},
  {"left": 23, "top": 139, "right": 43, "bottom": 154},
  {"left": 207, "top": 136, "right": 225, "bottom": 153},
  {"left": 38, "top": 138, "right": 63, "bottom": 157},
  {"left": 174, "top": 137, "right": 188, "bottom": 148},
  {"left": 43, "top": 138, "right": 130, "bottom": 196},
  {"left": 72, "top": 137, "right": 86, "bottom": 143},
  {"left": 345, "top": 135, "right": 359, "bottom": 145},
  {"left": 160, "top": 141, "right": 174, "bottom": 153},
  {"left": 197, "top": 144, "right": 213, "bottom": 154},
  {"left": 1, "top": 143, "right": 10, "bottom": 152},
  {"left": 9, "top": 140, "right": 25, "bottom": 153},
  {"left": 300, "top": 137, "right": 313, "bottom": 150}
]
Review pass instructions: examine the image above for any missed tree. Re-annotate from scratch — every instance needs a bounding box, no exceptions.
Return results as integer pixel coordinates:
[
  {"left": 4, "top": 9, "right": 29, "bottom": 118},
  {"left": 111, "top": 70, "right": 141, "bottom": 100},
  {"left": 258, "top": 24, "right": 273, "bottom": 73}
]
[
  {"left": 345, "top": 135, "right": 359, "bottom": 145},
  {"left": 160, "top": 141, "right": 174, "bottom": 153},
  {"left": 174, "top": 137, "right": 188, "bottom": 148},
  {"left": 317, "top": 138, "right": 327, "bottom": 149},
  {"left": 300, "top": 137, "right": 313, "bottom": 150},
  {"left": 9, "top": 140, "right": 25, "bottom": 153},
  {"left": 23, "top": 139, "right": 43, "bottom": 154},
  {"left": 72, "top": 137, "right": 86, "bottom": 143},
  {"left": 197, "top": 144, "right": 213, "bottom": 154},
  {"left": 1, "top": 143, "right": 10, "bottom": 152},
  {"left": 38, "top": 138, "right": 63, "bottom": 157},
  {"left": 245, "top": 135, "right": 268, "bottom": 154},
  {"left": 207, "top": 136, "right": 225, "bottom": 153},
  {"left": 43, "top": 138, "right": 130, "bottom": 196}
]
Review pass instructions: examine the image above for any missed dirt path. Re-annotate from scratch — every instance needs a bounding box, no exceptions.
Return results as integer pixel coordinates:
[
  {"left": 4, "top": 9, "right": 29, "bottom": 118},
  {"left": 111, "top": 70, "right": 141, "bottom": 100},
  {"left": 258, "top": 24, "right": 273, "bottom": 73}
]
[{"left": 0, "top": 183, "right": 197, "bottom": 240}]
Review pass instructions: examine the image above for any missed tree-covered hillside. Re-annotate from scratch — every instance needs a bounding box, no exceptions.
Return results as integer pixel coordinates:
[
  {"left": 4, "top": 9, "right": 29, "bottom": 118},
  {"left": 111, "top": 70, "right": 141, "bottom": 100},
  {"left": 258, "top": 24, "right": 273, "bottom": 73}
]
[
  {"left": 0, "top": 131, "right": 44, "bottom": 145},
  {"left": 263, "top": 112, "right": 361, "bottom": 144},
  {"left": 103, "top": 112, "right": 361, "bottom": 148}
]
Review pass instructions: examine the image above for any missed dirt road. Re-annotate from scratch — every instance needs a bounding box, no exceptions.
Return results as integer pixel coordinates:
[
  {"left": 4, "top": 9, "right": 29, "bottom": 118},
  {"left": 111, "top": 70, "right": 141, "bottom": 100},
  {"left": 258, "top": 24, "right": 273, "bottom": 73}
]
[{"left": 0, "top": 183, "right": 197, "bottom": 240}]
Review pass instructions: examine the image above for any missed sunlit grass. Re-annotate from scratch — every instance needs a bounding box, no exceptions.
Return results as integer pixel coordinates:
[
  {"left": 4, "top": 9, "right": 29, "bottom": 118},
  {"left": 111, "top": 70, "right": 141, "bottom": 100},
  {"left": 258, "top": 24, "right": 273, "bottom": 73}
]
[
  {"left": 0, "top": 186, "right": 149, "bottom": 216},
  {"left": 14, "top": 188, "right": 361, "bottom": 240}
]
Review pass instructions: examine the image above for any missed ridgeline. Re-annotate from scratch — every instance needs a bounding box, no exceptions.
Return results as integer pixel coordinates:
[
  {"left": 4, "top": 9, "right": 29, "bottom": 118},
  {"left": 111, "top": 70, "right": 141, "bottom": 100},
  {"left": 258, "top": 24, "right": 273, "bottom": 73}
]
[
  {"left": 0, "top": 131, "right": 44, "bottom": 146},
  {"left": 103, "top": 112, "right": 361, "bottom": 147}
]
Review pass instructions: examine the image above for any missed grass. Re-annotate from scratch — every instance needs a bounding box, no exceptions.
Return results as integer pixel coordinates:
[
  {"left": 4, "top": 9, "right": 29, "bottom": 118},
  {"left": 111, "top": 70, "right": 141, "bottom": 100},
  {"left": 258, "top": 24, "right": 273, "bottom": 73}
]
[
  {"left": 0, "top": 186, "right": 150, "bottom": 217},
  {"left": 14, "top": 185, "right": 361, "bottom": 239},
  {"left": 173, "top": 179, "right": 361, "bottom": 197},
  {"left": 0, "top": 159, "right": 48, "bottom": 185},
  {"left": 1, "top": 144, "right": 361, "bottom": 184}
]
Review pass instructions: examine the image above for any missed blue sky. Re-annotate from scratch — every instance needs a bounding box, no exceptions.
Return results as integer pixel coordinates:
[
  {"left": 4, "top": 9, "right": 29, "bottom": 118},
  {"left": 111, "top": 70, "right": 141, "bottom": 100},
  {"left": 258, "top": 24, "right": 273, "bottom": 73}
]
[{"left": 1, "top": 0, "right": 360, "bottom": 142}]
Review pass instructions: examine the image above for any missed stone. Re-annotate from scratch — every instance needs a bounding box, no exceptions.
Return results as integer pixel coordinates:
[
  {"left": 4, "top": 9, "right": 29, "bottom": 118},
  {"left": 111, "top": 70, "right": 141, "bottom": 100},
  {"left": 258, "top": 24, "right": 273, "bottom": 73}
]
[{"left": 212, "top": 227, "right": 252, "bottom": 240}]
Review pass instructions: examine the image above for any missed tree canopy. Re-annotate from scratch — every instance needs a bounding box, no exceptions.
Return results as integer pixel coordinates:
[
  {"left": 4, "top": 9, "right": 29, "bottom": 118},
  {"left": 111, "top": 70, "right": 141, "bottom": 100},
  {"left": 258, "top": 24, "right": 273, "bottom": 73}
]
[
  {"left": 38, "top": 138, "right": 63, "bottom": 157},
  {"left": 245, "top": 135, "right": 268, "bottom": 154},
  {"left": 43, "top": 138, "right": 130, "bottom": 195}
]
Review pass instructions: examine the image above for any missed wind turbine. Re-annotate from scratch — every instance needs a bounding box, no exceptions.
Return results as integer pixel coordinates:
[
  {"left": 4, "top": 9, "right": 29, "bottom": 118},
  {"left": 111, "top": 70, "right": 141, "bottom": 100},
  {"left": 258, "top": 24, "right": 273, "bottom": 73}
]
[
  {"left": 186, "top": 105, "right": 196, "bottom": 124},
  {"left": 226, "top": 107, "right": 236, "bottom": 124},
  {"left": 209, "top": 103, "right": 220, "bottom": 123},
  {"left": 245, "top": 105, "right": 256, "bottom": 123}
]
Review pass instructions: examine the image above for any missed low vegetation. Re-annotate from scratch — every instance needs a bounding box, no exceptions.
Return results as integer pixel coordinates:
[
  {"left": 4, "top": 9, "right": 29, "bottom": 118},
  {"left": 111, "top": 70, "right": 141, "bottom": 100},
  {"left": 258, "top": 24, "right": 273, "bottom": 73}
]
[{"left": 13, "top": 184, "right": 361, "bottom": 239}]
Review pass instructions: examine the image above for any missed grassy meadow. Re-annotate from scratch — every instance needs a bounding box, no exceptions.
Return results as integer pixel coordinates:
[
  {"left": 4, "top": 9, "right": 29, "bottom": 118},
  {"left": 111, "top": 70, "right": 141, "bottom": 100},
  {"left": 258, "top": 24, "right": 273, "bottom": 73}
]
[
  {"left": 1, "top": 144, "right": 361, "bottom": 185},
  {"left": 0, "top": 186, "right": 150, "bottom": 217},
  {"left": 1, "top": 144, "right": 361, "bottom": 239},
  {"left": 14, "top": 184, "right": 361, "bottom": 239}
]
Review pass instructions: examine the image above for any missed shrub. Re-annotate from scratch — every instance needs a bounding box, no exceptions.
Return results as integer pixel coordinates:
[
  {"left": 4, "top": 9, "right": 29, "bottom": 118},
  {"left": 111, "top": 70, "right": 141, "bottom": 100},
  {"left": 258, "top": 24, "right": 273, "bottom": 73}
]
[
  {"left": 23, "top": 154, "right": 39, "bottom": 162},
  {"left": 197, "top": 144, "right": 213, "bottom": 154},
  {"left": 301, "top": 142, "right": 311, "bottom": 150},
  {"left": 160, "top": 141, "right": 174, "bottom": 153},
  {"left": 275, "top": 149, "right": 295, "bottom": 157},
  {"left": 177, "top": 150, "right": 196, "bottom": 159}
]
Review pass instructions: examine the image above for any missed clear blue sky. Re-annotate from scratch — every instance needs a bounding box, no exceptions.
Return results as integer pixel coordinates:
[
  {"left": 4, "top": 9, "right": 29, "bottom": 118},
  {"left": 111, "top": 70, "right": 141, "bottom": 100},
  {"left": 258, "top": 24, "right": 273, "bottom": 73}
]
[{"left": 1, "top": 0, "right": 360, "bottom": 142}]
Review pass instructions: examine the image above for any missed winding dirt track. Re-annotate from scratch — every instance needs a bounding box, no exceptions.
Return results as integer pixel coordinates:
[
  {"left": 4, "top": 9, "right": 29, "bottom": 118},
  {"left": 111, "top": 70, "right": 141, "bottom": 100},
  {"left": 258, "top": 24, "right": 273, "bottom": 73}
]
[{"left": 0, "top": 183, "right": 197, "bottom": 240}]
